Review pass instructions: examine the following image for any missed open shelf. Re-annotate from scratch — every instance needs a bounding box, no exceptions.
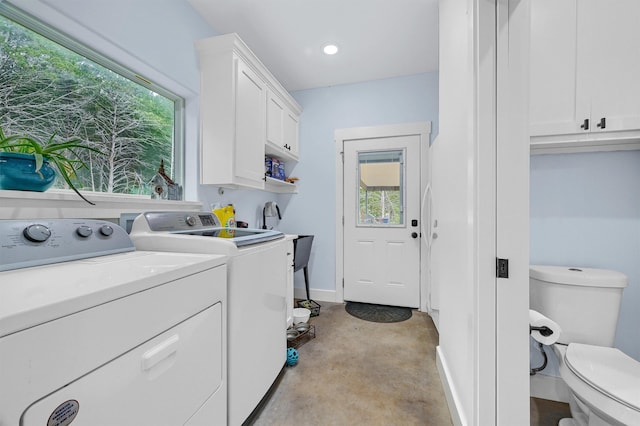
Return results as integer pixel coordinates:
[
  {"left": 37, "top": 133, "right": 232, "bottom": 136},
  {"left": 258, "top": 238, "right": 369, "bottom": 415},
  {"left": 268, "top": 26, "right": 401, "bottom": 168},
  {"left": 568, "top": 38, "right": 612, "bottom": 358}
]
[{"left": 264, "top": 176, "right": 298, "bottom": 193}]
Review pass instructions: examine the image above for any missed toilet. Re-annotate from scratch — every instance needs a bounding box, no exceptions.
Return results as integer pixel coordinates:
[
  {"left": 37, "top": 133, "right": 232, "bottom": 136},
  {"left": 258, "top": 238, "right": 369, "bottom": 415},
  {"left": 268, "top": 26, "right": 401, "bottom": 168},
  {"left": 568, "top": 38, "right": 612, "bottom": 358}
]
[{"left": 530, "top": 265, "right": 640, "bottom": 426}]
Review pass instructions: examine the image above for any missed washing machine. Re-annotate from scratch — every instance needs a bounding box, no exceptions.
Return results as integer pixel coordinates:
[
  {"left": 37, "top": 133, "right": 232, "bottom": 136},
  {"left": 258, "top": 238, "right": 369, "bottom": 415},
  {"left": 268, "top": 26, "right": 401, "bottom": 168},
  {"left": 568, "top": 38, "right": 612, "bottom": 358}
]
[
  {"left": 130, "top": 211, "right": 293, "bottom": 426},
  {"left": 0, "top": 218, "right": 227, "bottom": 426}
]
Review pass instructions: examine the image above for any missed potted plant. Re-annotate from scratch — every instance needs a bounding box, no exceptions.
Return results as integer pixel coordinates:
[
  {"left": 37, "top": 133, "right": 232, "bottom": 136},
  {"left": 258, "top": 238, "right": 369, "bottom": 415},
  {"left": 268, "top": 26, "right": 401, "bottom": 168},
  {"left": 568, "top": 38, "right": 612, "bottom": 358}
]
[{"left": 0, "top": 125, "right": 103, "bottom": 205}]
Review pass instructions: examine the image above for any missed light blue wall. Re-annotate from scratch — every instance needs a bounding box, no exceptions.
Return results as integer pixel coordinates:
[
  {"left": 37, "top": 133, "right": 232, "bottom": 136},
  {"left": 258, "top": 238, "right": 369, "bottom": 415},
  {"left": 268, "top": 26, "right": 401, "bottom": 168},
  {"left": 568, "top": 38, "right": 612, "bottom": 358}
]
[
  {"left": 197, "top": 186, "right": 289, "bottom": 230},
  {"left": 530, "top": 150, "right": 640, "bottom": 363},
  {"left": 30, "top": 0, "right": 216, "bottom": 93},
  {"left": 254, "top": 73, "right": 439, "bottom": 298}
]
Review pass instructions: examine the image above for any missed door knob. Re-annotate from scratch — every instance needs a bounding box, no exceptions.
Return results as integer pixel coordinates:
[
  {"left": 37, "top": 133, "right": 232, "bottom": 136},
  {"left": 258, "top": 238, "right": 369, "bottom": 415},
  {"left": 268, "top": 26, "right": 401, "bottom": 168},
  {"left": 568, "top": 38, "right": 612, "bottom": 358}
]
[{"left": 411, "top": 232, "right": 418, "bottom": 239}]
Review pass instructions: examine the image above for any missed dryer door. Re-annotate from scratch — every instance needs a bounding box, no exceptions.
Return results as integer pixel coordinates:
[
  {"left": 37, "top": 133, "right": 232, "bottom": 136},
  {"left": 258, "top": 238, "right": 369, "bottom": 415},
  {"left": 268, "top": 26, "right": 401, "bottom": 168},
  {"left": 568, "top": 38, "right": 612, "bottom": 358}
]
[{"left": 22, "top": 302, "right": 223, "bottom": 426}]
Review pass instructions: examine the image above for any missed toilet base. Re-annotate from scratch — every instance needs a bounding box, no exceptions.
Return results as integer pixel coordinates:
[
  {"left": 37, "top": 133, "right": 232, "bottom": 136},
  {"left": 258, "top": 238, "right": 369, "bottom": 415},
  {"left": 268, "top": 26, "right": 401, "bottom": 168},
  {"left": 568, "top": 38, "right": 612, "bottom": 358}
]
[{"left": 559, "top": 419, "right": 577, "bottom": 426}]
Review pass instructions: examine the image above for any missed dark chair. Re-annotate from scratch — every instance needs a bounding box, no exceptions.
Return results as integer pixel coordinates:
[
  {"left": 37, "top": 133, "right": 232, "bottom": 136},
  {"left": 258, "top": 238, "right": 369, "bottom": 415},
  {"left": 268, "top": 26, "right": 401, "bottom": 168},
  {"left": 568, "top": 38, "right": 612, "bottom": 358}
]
[{"left": 293, "top": 235, "right": 314, "bottom": 300}]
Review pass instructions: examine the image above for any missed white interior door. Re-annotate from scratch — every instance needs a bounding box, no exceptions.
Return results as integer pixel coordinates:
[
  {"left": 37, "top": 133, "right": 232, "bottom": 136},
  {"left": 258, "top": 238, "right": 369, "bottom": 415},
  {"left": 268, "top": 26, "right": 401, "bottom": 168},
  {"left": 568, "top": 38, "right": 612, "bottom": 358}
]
[{"left": 342, "top": 134, "right": 421, "bottom": 308}]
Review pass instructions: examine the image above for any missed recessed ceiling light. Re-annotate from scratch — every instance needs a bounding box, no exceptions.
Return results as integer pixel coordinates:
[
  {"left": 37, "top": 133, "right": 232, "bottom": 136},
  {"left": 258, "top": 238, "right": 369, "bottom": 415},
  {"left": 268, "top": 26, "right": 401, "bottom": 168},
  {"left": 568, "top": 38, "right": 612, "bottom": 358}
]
[{"left": 323, "top": 44, "right": 339, "bottom": 55}]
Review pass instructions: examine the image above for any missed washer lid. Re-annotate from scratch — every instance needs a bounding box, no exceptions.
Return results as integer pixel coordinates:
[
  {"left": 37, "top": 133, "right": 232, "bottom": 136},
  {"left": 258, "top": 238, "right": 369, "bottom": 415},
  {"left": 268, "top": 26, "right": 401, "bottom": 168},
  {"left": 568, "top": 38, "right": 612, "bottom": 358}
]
[
  {"left": 0, "top": 251, "right": 227, "bottom": 337},
  {"left": 529, "top": 265, "right": 628, "bottom": 288},
  {"left": 565, "top": 343, "right": 640, "bottom": 411}
]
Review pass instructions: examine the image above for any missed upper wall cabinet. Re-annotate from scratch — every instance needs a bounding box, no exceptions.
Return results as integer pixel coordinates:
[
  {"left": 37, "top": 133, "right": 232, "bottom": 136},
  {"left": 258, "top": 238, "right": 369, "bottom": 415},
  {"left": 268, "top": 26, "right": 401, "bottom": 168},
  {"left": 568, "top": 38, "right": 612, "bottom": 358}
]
[
  {"left": 196, "top": 34, "right": 302, "bottom": 190},
  {"left": 266, "top": 91, "right": 299, "bottom": 161},
  {"left": 530, "top": 0, "right": 640, "bottom": 153}
]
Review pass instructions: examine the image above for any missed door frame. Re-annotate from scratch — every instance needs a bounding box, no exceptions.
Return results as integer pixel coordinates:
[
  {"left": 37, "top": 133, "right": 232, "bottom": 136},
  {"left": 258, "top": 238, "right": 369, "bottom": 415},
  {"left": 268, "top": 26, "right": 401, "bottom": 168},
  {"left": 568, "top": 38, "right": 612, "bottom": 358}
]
[
  {"left": 335, "top": 122, "right": 432, "bottom": 308},
  {"left": 435, "top": 1, "right": 530, "bottom": 424},
  {"left": 495, "top": 0, "right": 531, "bottom": 422}
]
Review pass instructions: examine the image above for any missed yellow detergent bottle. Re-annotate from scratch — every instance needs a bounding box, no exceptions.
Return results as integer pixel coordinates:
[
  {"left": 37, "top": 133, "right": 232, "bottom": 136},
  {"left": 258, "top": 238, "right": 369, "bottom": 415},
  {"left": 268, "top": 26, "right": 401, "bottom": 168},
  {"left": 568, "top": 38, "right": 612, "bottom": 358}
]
[{"left": 212, "top": 204, "right": 236, "bottom": 238}]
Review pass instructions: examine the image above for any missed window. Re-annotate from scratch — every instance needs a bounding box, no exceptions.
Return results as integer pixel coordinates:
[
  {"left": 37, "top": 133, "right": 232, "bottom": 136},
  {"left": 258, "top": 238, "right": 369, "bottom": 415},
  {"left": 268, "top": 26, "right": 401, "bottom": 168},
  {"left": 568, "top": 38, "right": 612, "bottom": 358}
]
[
  {"left": 357, "top": 149, "right": 404, "bottom": 226},
  {"left": 0, "top": 5, "right": 184, "bottom": 197}
]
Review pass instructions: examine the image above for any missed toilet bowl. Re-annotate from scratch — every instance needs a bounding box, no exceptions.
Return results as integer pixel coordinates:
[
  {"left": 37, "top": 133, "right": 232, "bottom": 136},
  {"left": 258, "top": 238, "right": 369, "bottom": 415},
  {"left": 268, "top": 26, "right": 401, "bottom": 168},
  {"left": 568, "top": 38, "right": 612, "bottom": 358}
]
[
  {"left": 553, "top": 344, "right": 640, "bottom": 426},
  {"left": 530, "top": 265, "right": 640, "bottom": 426}
]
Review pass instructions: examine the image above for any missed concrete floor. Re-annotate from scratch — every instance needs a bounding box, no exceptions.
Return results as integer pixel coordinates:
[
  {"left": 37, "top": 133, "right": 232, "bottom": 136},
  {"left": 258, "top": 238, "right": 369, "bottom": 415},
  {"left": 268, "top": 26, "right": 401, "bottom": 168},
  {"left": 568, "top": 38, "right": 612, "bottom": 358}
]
[
  {"left": 530, "top": 397, "right": 571, "bottom": 426},
  {"left": 251, "top": 302, "right": 570, "bottom": 426}
]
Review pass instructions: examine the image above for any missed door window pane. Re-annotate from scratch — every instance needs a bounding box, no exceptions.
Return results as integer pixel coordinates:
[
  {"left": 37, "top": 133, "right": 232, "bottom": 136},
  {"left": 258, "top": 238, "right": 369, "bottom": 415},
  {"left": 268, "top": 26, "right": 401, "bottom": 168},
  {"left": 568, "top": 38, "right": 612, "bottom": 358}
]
[{"left": 357, "top": 150, "right": 404, "bottom": 226}]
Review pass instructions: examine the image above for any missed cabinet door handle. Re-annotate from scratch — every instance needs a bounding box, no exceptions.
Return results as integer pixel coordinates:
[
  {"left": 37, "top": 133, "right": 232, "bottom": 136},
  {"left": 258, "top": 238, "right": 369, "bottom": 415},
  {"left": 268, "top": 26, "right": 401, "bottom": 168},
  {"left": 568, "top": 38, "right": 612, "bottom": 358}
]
[
  {"left": 597, "top": 117, "right": 606, "bottom": 129},
  {"left": 580, "top": 119, "right": 589, "bottom": 130}
]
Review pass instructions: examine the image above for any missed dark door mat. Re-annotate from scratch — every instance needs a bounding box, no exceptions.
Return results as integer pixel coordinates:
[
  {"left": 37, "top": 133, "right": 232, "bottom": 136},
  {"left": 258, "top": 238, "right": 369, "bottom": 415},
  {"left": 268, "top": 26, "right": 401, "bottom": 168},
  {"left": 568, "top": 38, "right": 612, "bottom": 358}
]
[{"left": 345, "top": 302, "right": 412, "bottom": 323}]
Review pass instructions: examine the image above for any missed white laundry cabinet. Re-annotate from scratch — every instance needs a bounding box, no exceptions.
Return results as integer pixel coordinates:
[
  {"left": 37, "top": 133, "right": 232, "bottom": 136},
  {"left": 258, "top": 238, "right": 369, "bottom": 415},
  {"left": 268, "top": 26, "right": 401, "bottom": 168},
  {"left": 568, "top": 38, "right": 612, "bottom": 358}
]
[
  {"left": 196, "top": 33, "right": 301, "bottom": 192},
  {"left": 530, "top": 0, "right": 640, "bottom": 153}
]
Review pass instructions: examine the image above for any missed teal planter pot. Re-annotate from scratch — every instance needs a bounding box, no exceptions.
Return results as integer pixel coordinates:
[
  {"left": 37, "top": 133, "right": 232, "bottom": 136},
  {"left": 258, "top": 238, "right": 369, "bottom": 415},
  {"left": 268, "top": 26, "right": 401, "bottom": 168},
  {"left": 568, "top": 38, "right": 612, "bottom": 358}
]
[{"left": 0, "top": 152, "right": 57, "bottom": 192}]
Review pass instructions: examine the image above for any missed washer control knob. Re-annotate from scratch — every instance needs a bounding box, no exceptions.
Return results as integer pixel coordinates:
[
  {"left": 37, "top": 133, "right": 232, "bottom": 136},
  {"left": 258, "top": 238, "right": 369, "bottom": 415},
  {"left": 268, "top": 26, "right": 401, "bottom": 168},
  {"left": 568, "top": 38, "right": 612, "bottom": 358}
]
[
  {"left": 23, "top": 224, "right": 51, "bottom": 243},
  {"left": 99, "top": 225, "right": 114, "bottom": 236},
  {"left": 76, "top": 225, "right": 93, "bottom": 238},
  {"left": 185, "top": 215, "right": 197, "bottom": 226}
]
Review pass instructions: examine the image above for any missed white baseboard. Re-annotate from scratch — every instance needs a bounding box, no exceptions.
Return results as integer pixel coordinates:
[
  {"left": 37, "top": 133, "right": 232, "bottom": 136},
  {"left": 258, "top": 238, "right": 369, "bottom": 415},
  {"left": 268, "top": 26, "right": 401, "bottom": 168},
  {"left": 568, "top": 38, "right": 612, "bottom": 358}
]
[
  {"left": 429, "top": 309, "right": 440, "bottom": 332},
  {"left": 530, "top": 373, "right": 571, "bottom": 403},
  {"left": 436, "top": 346, "right": 466, "bottom": 426},
  {"left": 293, "top": 287, "right": 338, "bottom": 303}
]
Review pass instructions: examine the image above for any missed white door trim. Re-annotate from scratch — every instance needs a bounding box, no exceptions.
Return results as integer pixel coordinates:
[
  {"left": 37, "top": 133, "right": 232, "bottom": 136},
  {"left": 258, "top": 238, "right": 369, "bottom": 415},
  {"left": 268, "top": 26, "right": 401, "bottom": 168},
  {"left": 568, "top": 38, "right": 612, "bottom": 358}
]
[
  {"left": 495, "top": 0, "right": 531, "bottom": 423},
  {"left": 335, "top": 122, "right": 432, "bottom": 306}
]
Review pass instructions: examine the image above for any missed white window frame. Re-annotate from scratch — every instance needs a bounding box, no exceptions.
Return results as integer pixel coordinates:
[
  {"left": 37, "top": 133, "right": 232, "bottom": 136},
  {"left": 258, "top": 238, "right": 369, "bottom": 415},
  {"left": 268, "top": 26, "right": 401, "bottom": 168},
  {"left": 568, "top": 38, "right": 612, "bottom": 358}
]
[{"left": 0, "top": 2, "right": 197, "bottom": 219}]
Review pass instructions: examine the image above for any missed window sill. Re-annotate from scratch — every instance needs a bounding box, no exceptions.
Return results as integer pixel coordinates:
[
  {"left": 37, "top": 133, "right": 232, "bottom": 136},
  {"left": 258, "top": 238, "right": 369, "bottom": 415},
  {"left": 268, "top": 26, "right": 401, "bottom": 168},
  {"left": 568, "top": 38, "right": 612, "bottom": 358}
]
[{"left": 0, "top": 189, "right": 202, "bottom": 220}]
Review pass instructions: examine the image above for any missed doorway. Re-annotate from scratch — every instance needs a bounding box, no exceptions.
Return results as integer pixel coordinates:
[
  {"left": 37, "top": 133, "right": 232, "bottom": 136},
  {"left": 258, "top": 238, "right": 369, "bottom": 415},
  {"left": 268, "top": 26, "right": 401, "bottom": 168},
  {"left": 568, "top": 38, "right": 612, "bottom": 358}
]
[{"left": 335, "top": 122, "right": 431, "bottom": 308}]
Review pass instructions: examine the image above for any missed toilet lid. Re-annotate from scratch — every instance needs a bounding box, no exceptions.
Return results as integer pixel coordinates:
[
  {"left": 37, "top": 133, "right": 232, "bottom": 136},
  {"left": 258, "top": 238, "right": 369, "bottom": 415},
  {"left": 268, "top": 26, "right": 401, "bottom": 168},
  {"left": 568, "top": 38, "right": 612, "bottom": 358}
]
[{"left": 565, "top": 343, "right": 640, "bottom": 411}]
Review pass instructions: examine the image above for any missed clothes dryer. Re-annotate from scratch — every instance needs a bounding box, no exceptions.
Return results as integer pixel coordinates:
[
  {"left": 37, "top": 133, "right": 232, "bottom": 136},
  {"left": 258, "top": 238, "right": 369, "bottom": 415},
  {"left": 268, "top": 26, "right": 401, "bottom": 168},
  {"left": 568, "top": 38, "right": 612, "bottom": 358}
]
[{"left": 0, "top": 219, "right": 227, "bottom": 425}]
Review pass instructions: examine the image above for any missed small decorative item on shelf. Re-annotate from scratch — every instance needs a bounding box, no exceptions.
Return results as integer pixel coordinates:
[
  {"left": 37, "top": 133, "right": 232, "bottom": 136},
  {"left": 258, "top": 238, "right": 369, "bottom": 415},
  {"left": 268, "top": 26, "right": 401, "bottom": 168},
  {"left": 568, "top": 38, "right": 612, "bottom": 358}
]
[
  {"left": 149, "top": 159, "right": 182, "bottom": 200},
  {"left": 0, "top": 124, "right": 103, "bottom": 204},
  {"left": 285, "top": 176, "right": 299, "bottom": 184}
]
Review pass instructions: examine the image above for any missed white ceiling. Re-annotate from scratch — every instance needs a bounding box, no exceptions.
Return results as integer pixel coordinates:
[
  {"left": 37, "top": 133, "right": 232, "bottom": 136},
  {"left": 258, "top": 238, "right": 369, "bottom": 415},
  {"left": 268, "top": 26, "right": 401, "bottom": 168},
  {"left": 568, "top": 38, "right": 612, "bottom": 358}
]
[{"left": 188, "top": 0, "right": 439, "bottom": 92}]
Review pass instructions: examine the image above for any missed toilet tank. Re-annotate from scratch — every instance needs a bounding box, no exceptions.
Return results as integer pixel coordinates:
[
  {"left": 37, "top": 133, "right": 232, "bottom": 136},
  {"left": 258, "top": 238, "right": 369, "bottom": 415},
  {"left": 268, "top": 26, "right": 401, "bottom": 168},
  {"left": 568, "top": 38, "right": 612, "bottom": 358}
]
[{"left": 529, "top": 265, "right": 627, "bottom": 347}]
